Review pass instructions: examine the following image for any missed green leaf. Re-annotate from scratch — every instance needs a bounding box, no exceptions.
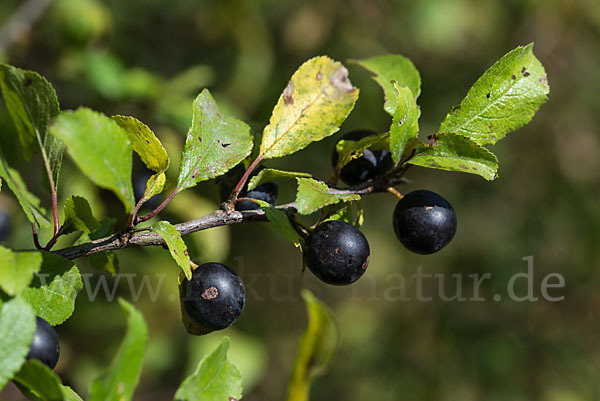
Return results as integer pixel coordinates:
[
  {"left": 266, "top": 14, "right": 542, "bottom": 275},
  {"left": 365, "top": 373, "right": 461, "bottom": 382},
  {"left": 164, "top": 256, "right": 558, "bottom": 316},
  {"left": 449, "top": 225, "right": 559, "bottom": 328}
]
[
  {"left": 13, "top": 360, "right": 64, "bottom": 401},
  {"left": 323, "top": 202, "right": 364, "bottom": 227},
  {"left": 0, "top": 247, "right": 43, "bottom": 296},
  {"left": 389, "top": 84, "right": 419, "bottom": 164},
  {"left": 89, "top": 299, "right": 148, "bottom": 401},
  {"left": 351, "top": 54, "right": 421, "bottom": 116},
  {"left": 174, "top": 337, "right": 243, "bottom": 401},
  {"left": 247, "top": 168, "right": 312, "bottom": 191},
  {"left": 176, "top": 89, "right": 253, "bottom": 191},
  {"left": 439, "top": 43, "right": 549, "bottom": 145},
  {"left": 0, "top": 154, "right": 50, "bottom": 228},
  {"left": 75, "top": 218, "right": 116, "bottom": 245},
  {"left": 21, "top": 252, "right": 83, "bottom": 326},
  {"left": 88, "top": 251, "right": 119, "bottom": 275},
  {"left": 296, "top": 178, "right": 360, "bottom": 215},
  {"left": 285, "top": 290, "right": 339, "bottom": 401},
  {"left": 150, "top": 221, "right": 191, "bottom": 280},
  {"left": 13, "top": 360, "right": 84, "bottom": 401},
  {"left": 50, "top": 108, "right": 135, "bottom": 212},
  {"left": 0, "top": 64, "right": 62, "bottom": 165},
  {"left": 250, "top": 199, "right": 304, "bottom": 248},
  {"left": 62, "top": 195, "right": 100, "bottom": 234},
  {"left": 0, "top": 297, "right": 36, "bottom": 391},
  {"left": 260, "top": 56, "right": 359, "bottom": 159},
  {"left": 410, "top": 133, "right": 499, "bottom": 180},
  {"left": 112, "top": 115, "right": 169, "bottom": 173},
  {"left": 334, "top": 133, "right": 388, "bottom": 170}
]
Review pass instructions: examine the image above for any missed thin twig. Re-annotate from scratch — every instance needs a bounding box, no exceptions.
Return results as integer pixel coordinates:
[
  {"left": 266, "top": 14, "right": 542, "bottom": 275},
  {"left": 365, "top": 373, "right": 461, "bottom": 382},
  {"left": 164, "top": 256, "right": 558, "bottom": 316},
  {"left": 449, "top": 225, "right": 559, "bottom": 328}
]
[{"left": 136, "top": 186, "right": 179, "bottom": 223}]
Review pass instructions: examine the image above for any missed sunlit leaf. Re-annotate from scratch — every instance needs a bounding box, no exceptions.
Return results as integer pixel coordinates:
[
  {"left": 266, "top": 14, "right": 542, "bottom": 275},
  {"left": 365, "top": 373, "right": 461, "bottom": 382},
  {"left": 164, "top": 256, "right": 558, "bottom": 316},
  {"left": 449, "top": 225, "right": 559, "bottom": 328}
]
[
  {"left": 150, "top": 221, "right": 191, "bottom": 280},
  {"left": 0, "top": 247, "right": 42, "bottom": 296},
  {"left": 247, "top": 168, "right": 311, "bottom": 191},
  {"left": 112, "top": 115, "right": 169, "bottom": 173},
  {"left": 260, "top": 56, "right": 358, "bottom": 159},
  {"left": 389, "top": 83, "right": 419, "bottom": 164},
  {"left": 296, "top": 178, "right": 360, "bottom": 215},
  {"left": 439, "top": 43, "right": 549, "bottom": 145}
]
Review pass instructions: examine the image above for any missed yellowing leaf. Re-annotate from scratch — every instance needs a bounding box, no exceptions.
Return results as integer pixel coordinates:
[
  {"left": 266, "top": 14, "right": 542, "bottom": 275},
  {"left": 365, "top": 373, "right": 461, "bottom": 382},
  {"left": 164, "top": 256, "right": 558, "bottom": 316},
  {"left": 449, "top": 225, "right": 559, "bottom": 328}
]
[
  {"left": 112, "top": 115, "right": 169, "bottom": 173},
  {"left": 261, "top": 57, "right": 358, "bottom": 159}
]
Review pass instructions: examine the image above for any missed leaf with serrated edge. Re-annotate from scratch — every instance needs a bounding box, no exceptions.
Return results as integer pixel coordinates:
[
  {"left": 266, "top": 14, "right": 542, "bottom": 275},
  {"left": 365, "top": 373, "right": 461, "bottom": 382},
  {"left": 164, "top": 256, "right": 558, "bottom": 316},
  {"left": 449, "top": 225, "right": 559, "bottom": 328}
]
[
  {"left": 410, "top": 133, "right": 498, "bottom": 180},
  {"left": 296, "top": 178, "right": 360, "bottom": 215},
  {"left": 0, "top": 153, "right": 50, "bottom": 227},
  {"left": 0, "top": 247, "right": 42, "bottom": 296},
  {"left": 389, "top": 84, "right": 419, "bottom": 164},
  {"left": 177, "top": 89, "right": 253, "bottom": 191},
  {"left": 89, "top": 299, "right": 148, "bottom": 401},
  {"left": 439, "top": 44, "right": 549, "bottom": 145},
  {"left": 334, "top": 133, "right": 388, "bottom": 170},
  {"left": 63, "top": 195, "right": 100, "bottom": 234},
  {"left": 248, "top": 168, "right": 311, "bottom": 191},
  {"left": 50, "top": 108, "right": 135, "bottom": 212},
  {"left": 351, "top": 55, "right": 421, "bottom": 116},
  {"left": 0, "top": 64, "right": 64, "bottom": 192},
  {"left": 150, "top": 221, "right": 191, "bottom": 280},
  {"left": 112, "top": 115, "right": 169, "bottom": 173},
  {"left": 21, "top": 251, "right": 83, "bottom": 326},
  {"left": 285, "top": 289, "right": 339, "bottom": 401},
  {"left": 250, "top": 199, "right": 304, "bottom": 248},
  {"left": 260, "top": 56, "right": 358, "bottom": 159},
  {"left": 174, "top": 337, "right": 243, "bottom": 401},
  {"left": 0, "top": 297, "right": 36, "bottom": 391}
]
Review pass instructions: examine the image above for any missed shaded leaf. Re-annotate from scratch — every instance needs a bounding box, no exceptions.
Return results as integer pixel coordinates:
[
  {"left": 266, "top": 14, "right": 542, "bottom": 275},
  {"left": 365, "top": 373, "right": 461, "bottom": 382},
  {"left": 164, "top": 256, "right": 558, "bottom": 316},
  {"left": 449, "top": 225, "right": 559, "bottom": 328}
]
[
  {"left": 351, "top": 54, "right": 421, "bottom": 116},
  {"left": 0, "top": 246, "right": 43, "bottom": 296},
  {"left": 150, "top": 221, "right": 191, "bottom": 280},
  {"left": 50, "top": 108, "right": 134, "bottom": 212},
  {"left": 323, "top": 202, "right": 364, "bottom": 227},
  {"left": 0, "top": 297, "right": 36, "bottom": 391},
  {"left": 174, "top": 337, "right": 243, "bottom": 401},
  {"left": 260, "top": 56, "right": 358, "bottom": 159},
  {"left": 410, "top": 133, "right": 499, "bottom": 180},
  {"left": 439, "top": 43, "right": 549, "bottom": 145},
  {"left": 62, "top": 195, "right": 100, "bottom": 234},
  {"left": 250, "top": 199, "right": 304, "bottom": 248},
  {"left": 177, "top": 89, "right": 252, "bottom": 191},
  {"left": 247, "top": 168, "right": 311, "bottom": 191},
  {"left": 389, "top": 84, "right": 419, "bottom": 164},
  {"left": 334, "top": 133, "right": 388, "bottom": 170},
  {"left": 13, "top": 360, "right": 64, "bottom": 401},
  {"left": 0, "top": 154, "right": 50, "bottom": 228},
  {"left": 88, "top": 251, "right": 119, "bottom": 275},
  {"left": 88, "top": 299, "right": 148, "bottom": 401},
  {"left": 0, "top": 64, "right": 64, "bottom": 191},
  {"left": 296, "top": 178, "right": 360, "bottom": 215},
  {"left": 285, "top": 289, "right": 339, "bottom": 401},
  {"left": 112, "top": 115, "right": 169, "bottom": 173},
  {"left": 21, "top": 252, "right": 83, "bottom": 326}
]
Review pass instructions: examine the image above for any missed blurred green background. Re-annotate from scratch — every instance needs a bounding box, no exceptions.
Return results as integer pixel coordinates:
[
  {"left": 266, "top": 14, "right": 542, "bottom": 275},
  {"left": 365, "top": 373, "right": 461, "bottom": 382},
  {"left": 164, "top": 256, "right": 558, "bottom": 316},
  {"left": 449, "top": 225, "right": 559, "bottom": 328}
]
[{"left": 1, "top": 0, "right": 599, "bottom": 400}]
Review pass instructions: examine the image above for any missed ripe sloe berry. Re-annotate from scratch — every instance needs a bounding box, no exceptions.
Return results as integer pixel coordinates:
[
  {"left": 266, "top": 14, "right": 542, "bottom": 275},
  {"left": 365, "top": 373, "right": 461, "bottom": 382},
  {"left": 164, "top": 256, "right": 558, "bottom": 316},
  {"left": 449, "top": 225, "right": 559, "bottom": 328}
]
[
  {"left": 179, "top": 262, "right": 246, "bottom": 335},
  {"left": 331, "top": 130, "right": 393, "bottom": 186},
  {"left": 0, "top": 209, "right": 11, "bottom": 241},
  {"left": 393, "top": 190, "right": 457, "bottom": 254},
  {"left": 218, "top": 164, "right": 279, "bottom": 211},
  {"left": 27, "top": 316, "right": 60, "bottom": 369},
  {"left": 304, "top": 220, "right": 370, "bottom": 285}
]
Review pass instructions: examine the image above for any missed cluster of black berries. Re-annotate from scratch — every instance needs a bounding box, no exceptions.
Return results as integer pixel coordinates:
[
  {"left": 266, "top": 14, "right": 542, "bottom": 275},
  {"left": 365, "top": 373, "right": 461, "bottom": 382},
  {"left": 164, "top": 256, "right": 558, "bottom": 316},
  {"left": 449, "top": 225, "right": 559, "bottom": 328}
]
[{"left": 177, "top": 130, "right": 458, "bottom": 335}]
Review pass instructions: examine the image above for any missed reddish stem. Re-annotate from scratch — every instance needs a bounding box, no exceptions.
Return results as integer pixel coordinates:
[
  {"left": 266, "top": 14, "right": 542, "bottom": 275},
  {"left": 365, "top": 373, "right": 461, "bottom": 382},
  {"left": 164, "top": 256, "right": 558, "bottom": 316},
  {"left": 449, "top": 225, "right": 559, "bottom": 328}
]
[
  {"left": 136, "top": 187, "right": 179, "bottom": 223},
  {"left": 229, "top": 156, "right": 263, "bottom": 201}
]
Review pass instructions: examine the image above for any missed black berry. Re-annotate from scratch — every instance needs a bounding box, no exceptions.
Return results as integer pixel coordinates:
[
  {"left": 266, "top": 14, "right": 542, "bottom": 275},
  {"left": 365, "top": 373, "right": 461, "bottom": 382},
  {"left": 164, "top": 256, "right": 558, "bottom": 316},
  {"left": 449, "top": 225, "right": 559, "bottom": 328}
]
[
  {"left": 27, "top": 317, "right": 60, "bottom": 369},
  {"left": 235, "top": 181, "right": 279, "bottom": 211},
  {"left": 179, "top": 262, "right": 246, "bottom": 335},
  {"left": 392, "top": 190, "right": 457, "bottom": 254},
  {"left": 332, "top": 130, "right": 393, "bottom": 186},
  {"left": 217, "top": 164, "right": 279, "bottom": 211},
  {"left": 304, "top": 220, "right": 370, "bottom": 285},
  {"left": 0, "top": 209, "right": 11, "bottom": 241}
]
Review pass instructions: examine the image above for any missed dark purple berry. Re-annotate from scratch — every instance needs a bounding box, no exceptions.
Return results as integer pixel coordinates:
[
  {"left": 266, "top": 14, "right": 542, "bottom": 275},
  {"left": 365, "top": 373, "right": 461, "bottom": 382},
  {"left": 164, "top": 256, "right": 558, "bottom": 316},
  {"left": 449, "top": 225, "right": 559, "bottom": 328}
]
[
  {"left": 0, "top": 209, "right": 11, "bottom": 241},
  {"left": 27, "top": 317, "right": 60, "bottom": 369},
  {"left": 235, "top": 181, "right": 279, "bottom": 211},
  {"left": 332, "top": 130, "right": 393, "bottom": 186},
  {"left": 304, "top": 220, "right": 370, "bottom": 285},
  {"left": 179, "top": 262, "right": 246, "bottom": 335},
  {"left": 393, "top": 190, "right": 457, "bottom": 254}
]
